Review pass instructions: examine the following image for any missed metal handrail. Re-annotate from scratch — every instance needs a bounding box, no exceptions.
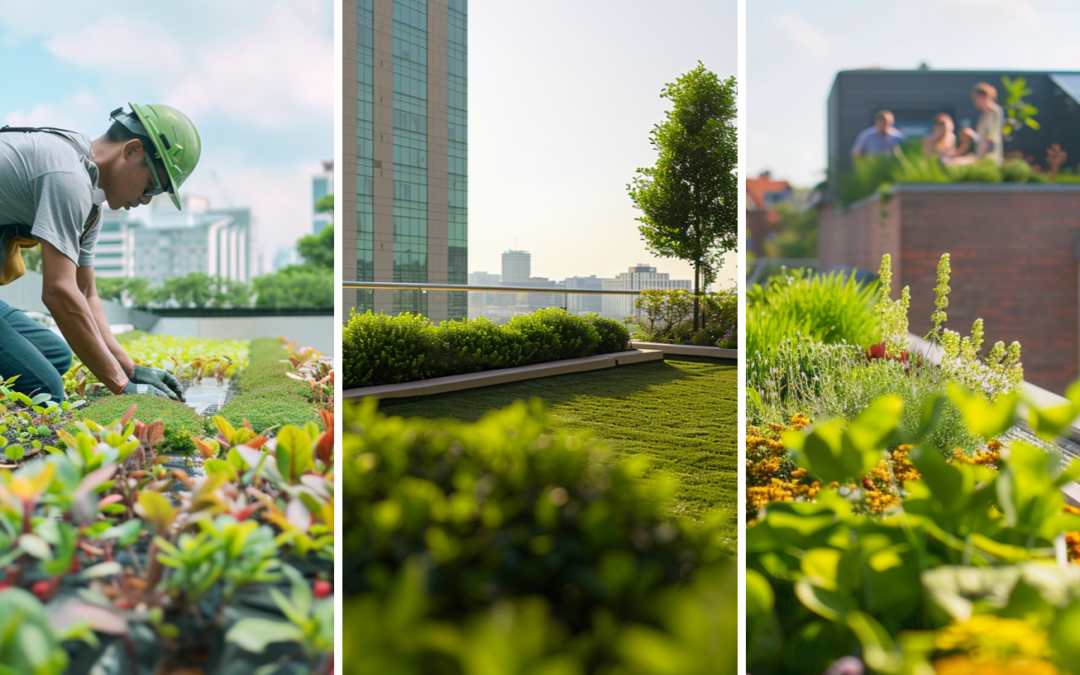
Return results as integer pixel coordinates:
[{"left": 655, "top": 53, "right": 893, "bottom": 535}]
[{"left": 341, "top": 280, "right": 645, "bottom": 296}]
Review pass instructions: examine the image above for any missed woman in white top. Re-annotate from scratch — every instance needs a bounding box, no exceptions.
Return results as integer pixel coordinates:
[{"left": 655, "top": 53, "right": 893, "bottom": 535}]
[{"left": 960, "top": 82, "right": 1005, "bottom": 165}]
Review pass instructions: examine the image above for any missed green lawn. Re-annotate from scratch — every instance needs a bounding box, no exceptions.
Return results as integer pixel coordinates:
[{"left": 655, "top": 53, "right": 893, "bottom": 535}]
[{"left": 377, "top": 356, "right": 737, "bottom": 532}]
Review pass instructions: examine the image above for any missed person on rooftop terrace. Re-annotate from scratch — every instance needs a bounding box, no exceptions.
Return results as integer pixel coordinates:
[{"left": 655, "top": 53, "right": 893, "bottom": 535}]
[
  {"left": 0, "top": 104, "right": 201, "bottom": 402},
  {"left": 922, "top": 112, "right": 971, "bottom": 163},
  {"left": 960, "top": 81, "right": 1005, "bottom": 165},
  {"left": 851, "top": 110, "right": 905, "bottom": 159}
]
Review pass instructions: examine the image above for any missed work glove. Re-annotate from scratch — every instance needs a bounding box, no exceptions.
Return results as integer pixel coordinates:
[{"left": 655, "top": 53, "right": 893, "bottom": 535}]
[
  {"left": 119, "top": 380, "right": 172, "bottom": 398},
  {"left": 129, "top": 365, "right": 186, "bottom": 402}
]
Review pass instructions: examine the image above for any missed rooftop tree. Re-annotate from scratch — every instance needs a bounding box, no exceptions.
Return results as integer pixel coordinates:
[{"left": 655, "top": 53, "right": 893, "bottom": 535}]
[{"left": 628, "top": 64, "right": 738, "bottom": 332}]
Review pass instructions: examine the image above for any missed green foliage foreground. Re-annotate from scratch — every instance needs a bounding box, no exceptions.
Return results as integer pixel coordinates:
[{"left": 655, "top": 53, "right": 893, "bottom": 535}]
[
  {"left": 342, "top": 309, "right": 631, "bottom": 390},
  {"left": 342, "top": 399, "right": 736, "bottom": 675},
  {"left": 747, "top": 382, "right": 1080, "bottom": 675}
]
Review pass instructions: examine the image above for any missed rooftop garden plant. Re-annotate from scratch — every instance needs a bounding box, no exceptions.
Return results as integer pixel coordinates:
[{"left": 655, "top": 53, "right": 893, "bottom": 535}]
[
  {"left": 747, "top": 384, "right": 1080, "bottom": 675},
  {"left": 627, "top": 288, "right": 737, "bottom": 348},
  {"left": 342, "top": 308, "right": 633, "bottom": 390},
  {"left": 64, "top": 335, "right": 249, "bottom": 398},
  {"left": 742, "top": 250, "right": 1080, "bottom": 674},
  {"left": 838, "top": 138, "right": 1080, "bottom": 207},
  {"left": 0, "top": 402, "right": 334, "bottom": 674},
  {"left": 343, "top": 398, "right": 735, "bottom": 674},
  {"left": 217, "top": 338, "right": 325, "bottom": 434}
]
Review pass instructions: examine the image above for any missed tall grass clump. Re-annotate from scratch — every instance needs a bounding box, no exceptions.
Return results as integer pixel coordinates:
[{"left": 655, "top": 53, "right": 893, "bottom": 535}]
[{"left": 747, "top": 268, "right": 879, "bottom": 360}]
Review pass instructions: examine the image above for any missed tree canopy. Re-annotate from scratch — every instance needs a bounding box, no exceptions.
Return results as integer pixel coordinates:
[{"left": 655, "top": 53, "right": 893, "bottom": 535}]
[{"left": 628, "top": 64, "right": 738, "bottom": 330}]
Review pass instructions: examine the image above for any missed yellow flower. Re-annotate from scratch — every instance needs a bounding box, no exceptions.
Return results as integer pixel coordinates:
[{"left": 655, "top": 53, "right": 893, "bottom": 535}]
[
  {"left": 935, "top": 615, "right": 1050, "bottom": 664},
  {"left": 932, "top": 655, "right": 1057, "bottom": 675}
]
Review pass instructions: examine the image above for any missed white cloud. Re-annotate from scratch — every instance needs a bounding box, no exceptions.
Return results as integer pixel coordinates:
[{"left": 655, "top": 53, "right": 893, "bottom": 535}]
[
  {"left": 4, "top": 89, "right": 101, "bottom": 131},
  {"left": 773, "top": 12, "right": 829, "bottom": 59},
  {"left": 3, "top": 1, "right": 332, "bottom": 130},
  {"left": 164, "top": 5, "right": 333, "bottom": 127}
]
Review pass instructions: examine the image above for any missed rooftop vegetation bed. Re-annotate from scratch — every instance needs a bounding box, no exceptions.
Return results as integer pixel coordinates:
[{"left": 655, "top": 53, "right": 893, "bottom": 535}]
[
  {"left": 342, "top": 399, "right": 735, "bottom": 675},
  {"left": 70, "top": 396, "right": 208, "bottom": 456},
  {"left": 216, "top": 338, "right": 325, "bottom": 434},
  {"left": 626, "top": 289, "right": 737, "bottom": 348},
  {"left": 377, "top": 356, "right": 737, "bottom": 529},
  {"left": 65, "top": 336, "right": 249, "bottom": 397},
  {"left": 743, "top": 253, "right": 1080, "bottom": 674},
  {"left": 0, "top": 401, "right": 334, "bottom": 674},
  {"left": 342, "top": 308, "right": 632, "bottom": 389},
  {"left": 838, "top": 138, "right": 1080, "bottom": 207}
]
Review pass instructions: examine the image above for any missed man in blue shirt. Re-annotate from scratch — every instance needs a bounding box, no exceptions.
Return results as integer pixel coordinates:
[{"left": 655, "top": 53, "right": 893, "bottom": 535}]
[{"left": 851, "top": 110, "right": 905, "bottom": 158}]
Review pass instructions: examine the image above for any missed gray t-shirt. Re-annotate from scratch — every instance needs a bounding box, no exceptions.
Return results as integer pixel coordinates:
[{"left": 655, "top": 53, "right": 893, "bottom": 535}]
[{"left": 0, "top": 129, "right": 104, "bottom": 267}]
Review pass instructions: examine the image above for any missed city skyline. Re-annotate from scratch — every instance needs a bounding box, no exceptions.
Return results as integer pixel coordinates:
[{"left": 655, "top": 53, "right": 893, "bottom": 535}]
[{"left": 469, "top": 0, "right": 737, "bottom": 287}]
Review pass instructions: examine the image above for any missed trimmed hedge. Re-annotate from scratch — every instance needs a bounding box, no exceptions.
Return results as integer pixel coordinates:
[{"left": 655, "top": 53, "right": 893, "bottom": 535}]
[
  {"left": 342, "top": 399, "right": 732, "bottom": 672},
  {"left": 216, "top": 338, "right": 323, "bottom": 434},
  {"left": 69, "top": 395, "right": 207, "bottom": 455},
  {"left": 342, "top": 308, "right": 631, "bottom": 389}
]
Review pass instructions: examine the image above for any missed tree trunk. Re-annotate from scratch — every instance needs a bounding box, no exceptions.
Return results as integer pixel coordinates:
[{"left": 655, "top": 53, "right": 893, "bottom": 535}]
[{"left": 693, "top": 262, "right": 701, "bottom": 334}]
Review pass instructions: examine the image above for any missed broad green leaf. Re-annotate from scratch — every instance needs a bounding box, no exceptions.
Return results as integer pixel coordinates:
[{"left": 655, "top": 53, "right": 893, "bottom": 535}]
[
  {"left": 225, "top": 618, "right": 305, "bottom": 654},
  {"left": 947, "top": 384, "right": 1018, "bottom": 440},
  {"left": 794, "top": 577, "right": 856, "bottom": 621}
]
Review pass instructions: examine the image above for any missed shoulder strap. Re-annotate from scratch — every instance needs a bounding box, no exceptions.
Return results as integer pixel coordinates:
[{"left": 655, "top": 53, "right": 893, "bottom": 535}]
[{"left": 0, "top": 125, "right": 79, "bottom": 134}]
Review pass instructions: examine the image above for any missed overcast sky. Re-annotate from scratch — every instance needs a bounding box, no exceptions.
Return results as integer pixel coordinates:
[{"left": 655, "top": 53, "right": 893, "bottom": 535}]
[
  {"left": 470, "top": 0, "right": 738, "bottom": 287},
  {"left": 749, "top": 0, "right": 1080, "bottom": 188},
  {"left": 0, "top": 0, "right": 333, "bottom": 271}
]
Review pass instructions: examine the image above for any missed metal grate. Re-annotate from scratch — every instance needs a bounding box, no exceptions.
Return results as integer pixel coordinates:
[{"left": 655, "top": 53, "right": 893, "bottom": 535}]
[{"left": 201, "top": 404, "right": 220, "bottom": 417}]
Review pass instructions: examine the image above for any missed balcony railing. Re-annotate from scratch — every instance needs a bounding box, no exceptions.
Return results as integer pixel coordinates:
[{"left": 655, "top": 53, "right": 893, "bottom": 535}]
[{"left": 342, "top": 280, "right": 654, "bottom": 324}]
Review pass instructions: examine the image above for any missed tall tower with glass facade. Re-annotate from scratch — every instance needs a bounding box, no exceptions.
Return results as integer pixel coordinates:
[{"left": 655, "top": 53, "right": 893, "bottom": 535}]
[{"left": 344, "top": 0, "right": 467, "bottom": 323}]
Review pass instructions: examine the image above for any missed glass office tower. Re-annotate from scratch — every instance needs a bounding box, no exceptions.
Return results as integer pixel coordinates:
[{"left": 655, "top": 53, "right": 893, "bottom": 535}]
[{"left": 344, "top": 0, "right": 467, "bottom": 322}]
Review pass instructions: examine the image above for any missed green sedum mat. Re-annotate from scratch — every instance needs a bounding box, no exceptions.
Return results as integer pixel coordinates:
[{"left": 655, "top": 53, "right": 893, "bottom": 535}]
[{"left": 377, "top": 356, "right": 737, "bottom": 534}]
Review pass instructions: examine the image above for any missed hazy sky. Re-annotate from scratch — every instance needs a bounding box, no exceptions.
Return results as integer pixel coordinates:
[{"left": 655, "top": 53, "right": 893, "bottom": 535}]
[
  {"left": 470, "top": 0, "right": 738, "bottom": 288},
  {"left": 749, "top": 0, "right": 1080, "bottom": 188},
  {"left": 0, "top": 0, "right": 333, "bottom": 270}
]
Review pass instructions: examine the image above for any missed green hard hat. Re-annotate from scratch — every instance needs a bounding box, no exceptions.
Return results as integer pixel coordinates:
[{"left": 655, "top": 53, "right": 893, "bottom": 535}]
[{"left": 124, "top": 103, "right": 201, "bottom": 210}]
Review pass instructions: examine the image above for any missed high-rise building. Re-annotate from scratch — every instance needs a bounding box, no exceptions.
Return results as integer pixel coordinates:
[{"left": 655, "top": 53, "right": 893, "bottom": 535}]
[
  {"left": 602, "top": 265, "right": 692, "bottom": 319},
  {"left": 564, "top": 275, "right": 609, "bottom": 315},
  {"left": 500, "top": 249, "right": 530, "bottom": 282},
  {"left": 313, "top": 160, "right": 335, "bottom": 235},
  {"left": 343, "top": 0, "right": 468, "bottom": 323},
  {"left": 100, "top": 197, "right": 253, "bottom": 282}
]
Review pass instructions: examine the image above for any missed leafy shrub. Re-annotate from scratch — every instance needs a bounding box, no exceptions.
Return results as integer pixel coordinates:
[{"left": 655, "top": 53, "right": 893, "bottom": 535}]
[
  {"left": 342, "top": 311, "right": 434, "bottom": 388},
  {"left": 507, "top": 308, "right": 601, "bottom": 363},
  {"left": 69, "top": 395, "right": 207, "bottom": 454},
  {"left": 342, "top": 399, "right": 732, "bottom": 673},
  {"left": 4, "top": 397, "right": 335, "bottom": 673},
  {"left": 627, "top": 289, "right": 738, "bottom": 346},
  {"left": 343, "top": 309, "right": 635, "bottom": 389},
  {"left": 217, "top": 338, "right": 322, "bottom": 433},
  {"left": 583, "top": 313, "right": 630, "bottom": 354},
  {"left": 431, "top": 317, "right": 528, "bottom": 376},
  {"left": 747, "top": 386, "right": 1080, "bottom": 675},
  {"left": 747, "top": 268, "right": 879, "bottom": 359}
]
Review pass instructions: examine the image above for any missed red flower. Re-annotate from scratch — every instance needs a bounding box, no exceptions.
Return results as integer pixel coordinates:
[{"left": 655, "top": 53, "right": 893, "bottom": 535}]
[
  {"left": 313, "top": 580, "right": 332, "bottom": 599},
  {"left": 31, "top": 580, "right": 51, "bottom": 601}
]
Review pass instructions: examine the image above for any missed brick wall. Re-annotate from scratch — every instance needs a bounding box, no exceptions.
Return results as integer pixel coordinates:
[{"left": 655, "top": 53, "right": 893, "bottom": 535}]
[{"left": 818, "top": 185, "right": 1080, "bottom": 394}]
